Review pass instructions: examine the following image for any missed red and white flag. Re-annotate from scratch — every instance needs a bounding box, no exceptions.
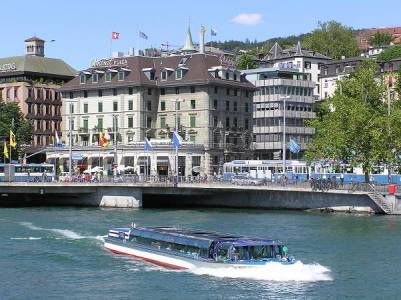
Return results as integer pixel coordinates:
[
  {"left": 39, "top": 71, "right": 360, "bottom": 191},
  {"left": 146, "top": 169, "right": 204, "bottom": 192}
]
[{"left": 112, "top": 32, "right": 120, "bottom": 40}]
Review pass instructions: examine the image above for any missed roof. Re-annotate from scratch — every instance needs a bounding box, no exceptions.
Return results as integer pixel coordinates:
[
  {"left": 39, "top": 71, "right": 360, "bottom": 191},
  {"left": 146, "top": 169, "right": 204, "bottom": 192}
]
[
  {"left": 182, "top": 27, "right": 196, "bottom": 52},
  {"left": 24, "top": 36, "right": 45, "bottom": 43},
  {"left": 263, "top": 41, "right": 331, "bottom": 61},
  {"left": 61, "top": 53, "right": 255, "bottom": 91},
  {"left": 0, "top": 55, "right": 75, "bottom": 79}
]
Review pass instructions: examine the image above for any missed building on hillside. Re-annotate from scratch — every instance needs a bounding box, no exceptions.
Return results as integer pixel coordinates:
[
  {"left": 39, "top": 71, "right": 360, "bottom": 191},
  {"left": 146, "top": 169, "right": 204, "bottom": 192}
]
[
  {"left": 50, "top": 27, "right": 255, "bottom": 176},
  {"left": 243, "top": 67, "right": 316, "bottom": 161},
  {"left": 0, "top": 37, "right": 75, "bottom": 159},
  {"left": 260, "top": 41, "right": 331, "bottom": 99},
  {"left": 357, "top": 26, "right": 401, "bottom": 51}
]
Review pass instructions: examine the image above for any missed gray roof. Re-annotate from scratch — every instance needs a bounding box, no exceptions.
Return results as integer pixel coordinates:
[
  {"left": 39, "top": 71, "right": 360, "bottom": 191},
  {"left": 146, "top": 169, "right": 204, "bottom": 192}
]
[
  {"left": 0, "top": 55, "right": 75, "bottom": 78},
  {"left": 24, "top": 36, "right": 45, "bottom": 43},
  {"left": 263, "top": 41, "right": 331, "bottom": 61}
]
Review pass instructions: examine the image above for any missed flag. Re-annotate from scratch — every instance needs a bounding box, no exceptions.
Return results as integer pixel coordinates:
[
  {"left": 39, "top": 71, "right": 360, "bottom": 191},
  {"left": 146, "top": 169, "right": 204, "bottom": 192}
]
[
  {"left": 55, "top": 131, "right": 63, "bottom": 147},
  {"left": 104, "top": 131, "right": 111, "bottom": 141},
  {"left": 99, "top": 132, "right": 109, "bottom": 147},
  {"left": 289, "top": 139, "right": 301, "bottom": 153},
  {"left": 3, "top": 142, "right": 8, "bottom": 159},
  {"left": 144, "top": 138, "right": 153, "bottom": 151},
  {"left": 112, "top": 32, "right": 120, "bottom": 40},
  {"left": 211, "top": 28, "right": 218, "bottom": 36},
  {"left": 172, "top": 131, "right": 182, "bottom": 148},
  {"left": 139, "top": 31, "right": 148, "bottom": 40},
  {"left": 9, "top": 130, "right": 16, "bottom": 148}
]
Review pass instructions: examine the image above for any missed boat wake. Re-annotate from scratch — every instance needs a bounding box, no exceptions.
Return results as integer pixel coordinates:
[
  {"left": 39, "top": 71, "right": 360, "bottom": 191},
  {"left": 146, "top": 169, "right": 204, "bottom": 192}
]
[
  {"left": 10, "top": 237, "right": 42, "bottom": 240},
  {"left": 190, "top": 261, "right": 332, "bottom": 282},
  {"left": 19, "top": 222, "right": 106, "bottom": 241}
]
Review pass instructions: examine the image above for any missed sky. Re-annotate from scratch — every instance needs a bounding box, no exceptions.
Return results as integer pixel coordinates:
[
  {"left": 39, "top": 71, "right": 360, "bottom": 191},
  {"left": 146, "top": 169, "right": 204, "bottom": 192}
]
[{"left": 1, "top": 0, "right": 401, "bottom": 70}]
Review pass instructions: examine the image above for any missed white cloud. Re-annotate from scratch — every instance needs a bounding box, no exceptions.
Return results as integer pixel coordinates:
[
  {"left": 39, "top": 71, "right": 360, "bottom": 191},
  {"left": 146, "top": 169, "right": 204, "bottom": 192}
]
[{"left": 232, "top": 13, "right": 263, "bottom": 26}]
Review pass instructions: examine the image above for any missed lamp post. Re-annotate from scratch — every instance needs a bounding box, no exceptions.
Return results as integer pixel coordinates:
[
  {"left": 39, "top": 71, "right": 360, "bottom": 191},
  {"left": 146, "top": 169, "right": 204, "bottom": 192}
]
[
  {"left": 281, "top": 96, "right": 291, "bottom": 174},
  {"left": 67, "top": 100, "right": 77, "bottom": 177},
  {"left": 113, "top": 114, "right": 118, "bottom": 167},
  {"left": 173, "top": 98, "right": 184, "bottom": 180}
]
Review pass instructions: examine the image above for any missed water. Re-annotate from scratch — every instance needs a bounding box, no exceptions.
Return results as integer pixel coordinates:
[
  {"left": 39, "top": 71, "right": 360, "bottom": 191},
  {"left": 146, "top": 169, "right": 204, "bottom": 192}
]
[{"left": 0, "top": 207, "right": 400, "bottom": 299}]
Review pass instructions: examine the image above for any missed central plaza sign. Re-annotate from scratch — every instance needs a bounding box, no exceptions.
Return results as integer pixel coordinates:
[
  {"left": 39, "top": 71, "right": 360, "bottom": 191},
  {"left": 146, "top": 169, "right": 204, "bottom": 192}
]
[
  {"left": 91, "top": 58, "right": 128, "bottom": 68},
  {"left": 0, "top": 63, "right": 17, "bottom": 72}
]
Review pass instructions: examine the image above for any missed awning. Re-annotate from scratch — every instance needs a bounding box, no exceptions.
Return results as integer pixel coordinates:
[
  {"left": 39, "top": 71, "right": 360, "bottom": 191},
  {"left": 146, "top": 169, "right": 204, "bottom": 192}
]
[
  {"left": 108, "top": 68, "right": 118, "bottom": 73},
  {"left": 120, "top": 67, "right": 131, "bottom": 72},
  {"left": 157, "top": 156, "right": 170, "bottom": 166}
]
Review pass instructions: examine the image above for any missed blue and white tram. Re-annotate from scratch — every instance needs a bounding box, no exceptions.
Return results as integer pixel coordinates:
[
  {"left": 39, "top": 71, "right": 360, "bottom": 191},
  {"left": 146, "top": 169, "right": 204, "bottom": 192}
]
[
  {"left": 0, "top": 163, "right": 56, "bottom": 182},
  {"left": 223, "top": 160, "right": 309, "bottom": 181}
]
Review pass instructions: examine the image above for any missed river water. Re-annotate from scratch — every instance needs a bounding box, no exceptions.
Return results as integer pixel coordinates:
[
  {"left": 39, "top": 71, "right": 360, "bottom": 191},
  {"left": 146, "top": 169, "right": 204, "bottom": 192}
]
[{"left": 0, "top": 207, "right": 400, "bottom": 299}]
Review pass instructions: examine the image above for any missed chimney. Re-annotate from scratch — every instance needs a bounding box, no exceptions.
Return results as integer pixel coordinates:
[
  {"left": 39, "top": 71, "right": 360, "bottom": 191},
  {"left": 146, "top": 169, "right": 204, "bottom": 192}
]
[{"left": 199, "top": 25, "right": 206, "bottom": 54}]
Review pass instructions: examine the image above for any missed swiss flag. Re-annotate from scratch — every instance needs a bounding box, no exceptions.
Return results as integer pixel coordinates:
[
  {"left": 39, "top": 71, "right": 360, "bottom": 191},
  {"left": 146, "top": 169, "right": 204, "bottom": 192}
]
[{"left": 112, "top": 32, "right": 120, "bottom": 40}]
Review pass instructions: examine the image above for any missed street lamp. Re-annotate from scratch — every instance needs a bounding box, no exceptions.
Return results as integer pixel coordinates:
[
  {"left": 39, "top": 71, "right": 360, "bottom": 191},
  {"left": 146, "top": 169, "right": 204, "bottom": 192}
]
[
  {"left": 112, "top": 114, "right": 118, "bottom": 167},
  {"left": 173, "top": 98, "right": 184, "bottom": 179},
  {"left": 66, "top": 99, "right": 78, "bottom": 177},
  {"left": 281, "top": 96, "right": 291, "bottom": 174}
]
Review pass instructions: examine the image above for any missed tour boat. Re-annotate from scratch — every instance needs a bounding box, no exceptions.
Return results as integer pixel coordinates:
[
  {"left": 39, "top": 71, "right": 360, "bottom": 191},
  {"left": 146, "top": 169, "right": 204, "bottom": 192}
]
[{"left": 104, "top": 224, "right": 295, "bottom": 269}]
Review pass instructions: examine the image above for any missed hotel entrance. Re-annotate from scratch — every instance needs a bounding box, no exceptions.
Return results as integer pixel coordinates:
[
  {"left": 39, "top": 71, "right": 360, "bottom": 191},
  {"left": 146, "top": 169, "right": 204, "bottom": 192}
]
[{"left": 157, "top": 156, "right": 169, "bottom": 176}]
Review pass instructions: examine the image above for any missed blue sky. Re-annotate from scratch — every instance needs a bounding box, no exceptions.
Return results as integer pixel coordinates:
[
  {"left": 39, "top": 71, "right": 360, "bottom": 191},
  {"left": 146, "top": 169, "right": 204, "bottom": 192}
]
[{"left": 2, "top": 0, "right": 401, "bottom": 69}]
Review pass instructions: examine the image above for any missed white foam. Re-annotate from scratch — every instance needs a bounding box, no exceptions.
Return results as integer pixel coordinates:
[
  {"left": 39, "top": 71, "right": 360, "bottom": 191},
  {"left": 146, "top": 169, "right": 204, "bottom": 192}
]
[
  {"left": 10, "top": 237, "right": 42, "bottom": 240},
  {"left": 19, "top": 222, "right": 105, "bottom": 241},
  {"left": 190, "top": 261, "right": 332, "bottom": 282}
]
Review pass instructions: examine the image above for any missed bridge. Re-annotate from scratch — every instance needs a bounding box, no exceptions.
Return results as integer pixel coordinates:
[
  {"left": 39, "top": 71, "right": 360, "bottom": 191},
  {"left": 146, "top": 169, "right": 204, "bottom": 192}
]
[{"left": 0, "top": 181, "right": 399, "bottom": 214}]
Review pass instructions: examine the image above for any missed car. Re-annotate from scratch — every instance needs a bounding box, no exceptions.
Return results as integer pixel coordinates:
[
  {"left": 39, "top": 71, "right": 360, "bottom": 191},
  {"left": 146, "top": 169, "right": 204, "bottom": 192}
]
[{"left": 231, "top": 175, "right": 266, "bottom": 186}]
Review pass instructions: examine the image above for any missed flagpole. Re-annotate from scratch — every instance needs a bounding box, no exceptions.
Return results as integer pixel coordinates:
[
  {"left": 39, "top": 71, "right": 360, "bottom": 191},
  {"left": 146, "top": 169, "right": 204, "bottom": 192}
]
[{"left": 109, "top": 36, "right": 112, "bottom": 57}]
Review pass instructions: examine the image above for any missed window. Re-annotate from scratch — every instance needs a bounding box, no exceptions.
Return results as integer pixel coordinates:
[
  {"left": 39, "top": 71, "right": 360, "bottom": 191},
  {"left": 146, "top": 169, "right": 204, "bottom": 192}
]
[
  {"left": 92, "top": 73, "right": 98, "bottom": 83},
  {"left": 233, "top": 102, "right": 238, "bottom": 112},
  {"left": 113, "top": 88, "right": 117, "bottom": 96},
  {"left": 83, "top": 91, "right": 88, "bottom": 98},
  {"left": 80, "top": 74, "right": 86, "bottom": 84},
  {"left": 225, "top": 117, "right": 230, "bottom": 128},
  {"left": 147, "top": 101, "right": 152, "bottom": 111},
  {"left": 69, "top": 92, "right": 73, "bottom": 99},
  {"left": 113, "top": 117, "right": 118, "bottom": 131},
  {"left": 175, "top": 101, "right": 180, "bottom": 110},
  {"left": 160, "top": 117, "right": 166, "bottom": 128},
  {"left": 129, "top": 87, "right": 133, "bottom": 95},
  {"left": 128, "top": 100, "right": 133, "bottom": 111},
  {"left": 128, "top": 116, "right": 133, "bottom": 128},
  {"left": 245, "top": 102, "right": 249, "bottom": 113},
  {"left": 213, "top": 116, "right": 218, "bottom": 127},
  {"left": 175, "top": 87, "right": 180, "bottom": 94},
  {"left": 98, "top": 90, "right": 102, "bottom": 97},
  {"left": 71, "top": 119, "right": 75, "bottom": 131},
  {"left": 213, "top": 99, "right": 218, "bottom": 110},
  {"left": 190, "top": 100, "right": 196, "bottom": 109},
  {"left": 175, "top": 69, "right": 183, "bottom": 80},
  {"left": 225, "top": 72, "right": 229, "bottom": 80},
  {"left": 83, "top": 103, "right": 88, "bottom": 113},
  {"left": 304, "top": 61, "right": 311, "bottom": 69},
  {"left": 214, "top": 86, "right": 218, "bottom": 94},
  {"left": 246, "top": 90, "right": 249, "bottom": 98},
  {"left": 245, "top": 119, "right": 249, "bottom": 130},
  {"left": 226, "top": 101, "right": 230, "bottom": 111},
  {"left": 190, "top": 86, "right": 195, "bottom": 93},
  {"left": 69, "top": 103, "right": 74, "bottom": 114},
  {"left": 160, "top": 88, "right": 165, "bottom": 95},
  {"left": 147, "top": 117, "right": 152, "bottom": 128},
  {"left": 161, "top": 101, "right": 166, "bottom": 111},
  {"left": 233, "top": 117, "right": 238, "bottom": 128},
  {"left": 97, "top": 118, "right": 103, "bottom": 130},
  {"left": 176, "top": 115, "right": 181, "bottom": 127},
  {"left": 118, "top": 71, "right": 125, "bottom": 81},
  {"left": 190, "top": 135, "right": 196, "bottom": 143},
  {"left": 234, "top": 73, "right": 237, "bottom": 81},
  {"left": 98, "top": 102, "right": 103, "bottom": 113},
  {"left": 83, "top": 119, "right": 88, "bottom": 131},
  {"left": 105, "top": 72, "right": 112, "bottom": 82},
  {"left": 226, "top": 88, "right": 230, "bottom": 95},
  {"left": 113, "top": 101, "right": 118, "bottom": 111},
  {"left": 190, "top": 115, "right": 196, "bottom": 127},
  {"left": 234, "top": 89, "right": 238, "bottom": 96},
  {"left": 161, "top": 71, "right": 168, "bottom": 81},
  {"left": 147, "top": 88, "right": 152, "bottom": 95}
]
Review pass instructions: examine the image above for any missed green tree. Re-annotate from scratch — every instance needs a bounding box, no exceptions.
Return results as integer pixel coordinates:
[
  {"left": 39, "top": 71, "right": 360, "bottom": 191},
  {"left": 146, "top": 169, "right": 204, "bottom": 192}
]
[
  {"left": 305, "top": 60, "right": 401, "bottom": 181},
  {"left": 369, "top": 32, "right": 394, "bottom": 47},
  {"left": 303, "top": 21, "right": 360, "bottom": 59},
  {"left": 0, "top": 102, "right": 33, "bottom": 161},
  {"left": 377, "top": 45, "right": 401, "bottom": 61},
  {"left": 395, "top": 67, "right": 401, "bottom": 99},
  {"left": 236, "top": 54, "right": 258, "bottom": 70}
]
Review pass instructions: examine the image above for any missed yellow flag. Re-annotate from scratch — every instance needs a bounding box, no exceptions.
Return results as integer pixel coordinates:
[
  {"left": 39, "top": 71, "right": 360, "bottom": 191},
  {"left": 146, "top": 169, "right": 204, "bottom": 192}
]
[
  {"left": 10, "top": 130, "right": 16, "bottom": 148},
  {"left": 3, "top": 142, "right": 9, "bottom": 159}
]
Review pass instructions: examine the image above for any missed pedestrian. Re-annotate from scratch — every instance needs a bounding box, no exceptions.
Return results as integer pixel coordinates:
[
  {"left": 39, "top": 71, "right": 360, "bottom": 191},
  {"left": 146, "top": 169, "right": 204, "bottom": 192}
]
[{"left": 340, "top": 173, "right": 344, "bottom": 186}]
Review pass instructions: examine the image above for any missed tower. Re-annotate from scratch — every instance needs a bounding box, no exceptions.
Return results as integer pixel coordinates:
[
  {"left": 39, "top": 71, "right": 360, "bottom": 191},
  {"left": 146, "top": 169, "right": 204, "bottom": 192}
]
[
  {"left": 181, "top": 26, "right": 196, "bottom": 54},
  {"left": 25, "top": 36, "right": 45, "bottom": 57}
]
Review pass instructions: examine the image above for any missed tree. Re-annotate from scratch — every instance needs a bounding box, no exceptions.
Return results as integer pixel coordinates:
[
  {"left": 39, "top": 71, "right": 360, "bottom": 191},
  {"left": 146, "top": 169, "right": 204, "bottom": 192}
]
[
  {"left": 302, "top": 21, "right": 360, "bottom": 59},
  {"left": 369, "top": 32, "right": 394, "bottom": 47},
  {"left": 395, "top": 67, "right": 401, "bottom": 99},
  {"left": 377, "top": 45, "right": 401, "bottom": 61},
  {"left": 236, "top": 54, "right": 258, "bottom": 70},
  {"left": 0, "top": 102, "right": 33, "bottom": 161},
  {"left": 305, "top": 60, "right": 401, "bottom": 181}
]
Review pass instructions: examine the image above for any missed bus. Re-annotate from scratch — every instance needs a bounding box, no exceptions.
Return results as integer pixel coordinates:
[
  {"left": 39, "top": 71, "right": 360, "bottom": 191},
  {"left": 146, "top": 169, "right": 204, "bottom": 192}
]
[
  {"left": 0, "top": 163, "right": 56, "bottom": 182},
  {"left": 223, "top": 160, "right": 309, "bottom": 181}
]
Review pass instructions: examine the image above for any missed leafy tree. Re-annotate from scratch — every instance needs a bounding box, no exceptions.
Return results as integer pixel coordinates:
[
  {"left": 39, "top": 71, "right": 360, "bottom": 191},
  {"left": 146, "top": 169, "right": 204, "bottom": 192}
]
[
  {"left": 302, "top": 21, "right": 360, "bottom": 59},
  {"left": 395, "top": 67, "right": 401, "bottom": 99},
  {"left": 0, "top": 102, "right": 33, "bottom": 161},
  {"left": 369, "top": 32, "right": 394, "bottom": 47},
  {"left": 305, "top": 60, "right": 401, "bottom": 181},
  {"left": 236, "top": 54, "right": 258, "bottom": 70},
  {"left": 377, "top": 45, "right": 401, "bottom": 61}
]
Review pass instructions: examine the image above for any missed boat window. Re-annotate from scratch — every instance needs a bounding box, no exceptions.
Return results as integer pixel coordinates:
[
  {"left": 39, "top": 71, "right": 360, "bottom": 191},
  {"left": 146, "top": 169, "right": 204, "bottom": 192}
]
[
  {"left": 215, "top": 244, "right": 230, "bottom": 262},
  {"left": 231, "top": 246, "right": 249, "bottom": 261},
  {"left": 273, "top": 245, "right": 282, "bottom": 258},
  {"left": 249, "top": 245, "right": 273, "bottom": 260}
]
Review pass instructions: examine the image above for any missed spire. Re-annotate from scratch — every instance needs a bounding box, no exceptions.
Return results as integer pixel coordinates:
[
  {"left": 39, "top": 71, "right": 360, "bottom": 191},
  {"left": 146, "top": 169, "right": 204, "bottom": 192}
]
[
  {"left": 182, "top": 26, "right": 196, "bottom": 53},
  {"left": 295, "top": 41, "right": 303, "bottom": 56},
  {"left": 269, "top": 42, "right": 282, "bottom": 59}
]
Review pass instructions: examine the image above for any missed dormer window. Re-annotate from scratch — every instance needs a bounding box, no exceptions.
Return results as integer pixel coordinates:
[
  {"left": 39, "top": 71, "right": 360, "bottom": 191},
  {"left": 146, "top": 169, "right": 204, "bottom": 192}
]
[
  {"left": 80, "top": 74, "right": 86, "bottom": 84},
  {"left": 161, "top": 70, "right": 168, "bottom": 81},
  {"left": 105, "top": 71, "right": 112, "bottom": 82},
  {"left": 225, "top": 72, "right": 229, "bottom": 80},
  {"left": 92, "top": 73, "right": 98, "bottom": 84},
  {"left": 176, "top": 69, "right": 183, "bottom": 80},
  {"left": 118, "top": 71, "right": 125, "bottom": 81},
  {"left": 233, "top": 73, "right": 237, "bottom": 81}
]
